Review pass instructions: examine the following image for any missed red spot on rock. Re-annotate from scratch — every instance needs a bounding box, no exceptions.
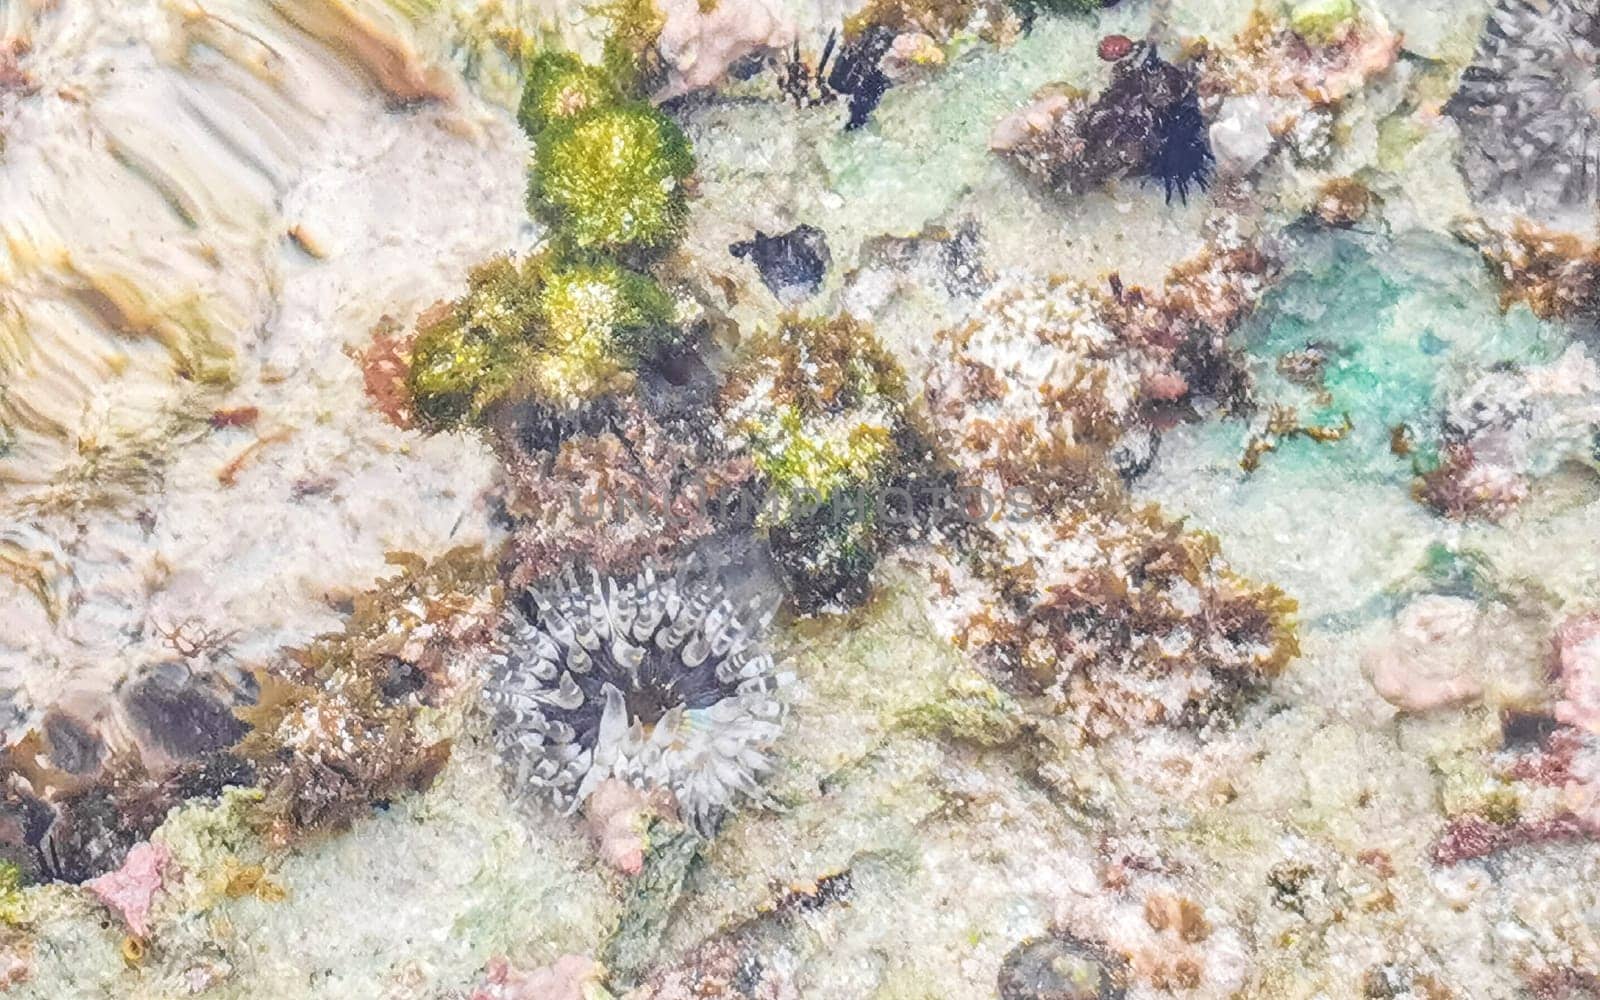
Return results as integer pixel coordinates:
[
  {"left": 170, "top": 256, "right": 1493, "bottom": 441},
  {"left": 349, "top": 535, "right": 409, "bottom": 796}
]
[
  {"left": 1430, "top": 813, "right": 1586, "bottom": 866},
  {"left": 208, "top": 407, "right": 259, "bottom": 429},
  {"left": 1099, "top": 35, "right": 1135, "bottom": 62}
]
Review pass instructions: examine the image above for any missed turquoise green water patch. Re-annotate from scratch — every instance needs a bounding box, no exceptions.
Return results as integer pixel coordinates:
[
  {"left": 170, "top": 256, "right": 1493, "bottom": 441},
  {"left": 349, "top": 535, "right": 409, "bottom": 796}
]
[
  {"left": 1135, "top": 230, "right": 1571, "bottom": 621},
  {"left": 1225, "top": 230, "right": 1563, "bottom": 484}
]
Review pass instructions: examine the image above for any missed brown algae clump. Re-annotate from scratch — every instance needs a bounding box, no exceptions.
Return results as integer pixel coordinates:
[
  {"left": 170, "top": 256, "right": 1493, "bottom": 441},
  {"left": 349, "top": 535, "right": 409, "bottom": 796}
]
[{"left": 237, "top": 549, "right": 501, "bottom": 839}]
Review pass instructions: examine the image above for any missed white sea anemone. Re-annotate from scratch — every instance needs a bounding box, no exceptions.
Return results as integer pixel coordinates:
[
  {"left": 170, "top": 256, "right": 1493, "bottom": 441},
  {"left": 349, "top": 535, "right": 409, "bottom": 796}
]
[{"left": 483, "top": 564, "right": 787, "bottom": 833}]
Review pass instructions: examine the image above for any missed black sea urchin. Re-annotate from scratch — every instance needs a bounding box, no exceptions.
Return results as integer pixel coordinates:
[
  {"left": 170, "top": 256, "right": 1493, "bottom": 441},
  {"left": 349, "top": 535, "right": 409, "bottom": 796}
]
[
  {"left": 482, "top": 565, "right": 787, "bottom": 832},
  {"left": 1449, "top": 0, "right": 1600, "bottom": 218},
  {"left": 1070, "top": 45, "right": 1213, "bottom": 203},
  {"left": 1151, "top": 88, "right": 1214, "bottom": 204}
]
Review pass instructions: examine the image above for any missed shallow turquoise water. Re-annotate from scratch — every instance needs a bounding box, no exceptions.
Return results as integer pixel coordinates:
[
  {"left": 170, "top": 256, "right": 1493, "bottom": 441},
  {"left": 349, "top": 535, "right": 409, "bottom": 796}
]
[
  {"left": 1222, "top": 230, "right": 1563, "bottom": 483},
  {"left": 1138, "top": 230, "right": 1575, "bottom": 622}
]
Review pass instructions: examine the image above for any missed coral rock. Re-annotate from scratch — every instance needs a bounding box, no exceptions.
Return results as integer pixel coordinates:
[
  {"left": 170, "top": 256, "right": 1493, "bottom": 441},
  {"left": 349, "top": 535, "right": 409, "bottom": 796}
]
[
  {"left": 1365, "top": 596, "right": 1488, "bottom": 713},
  {"left": 654, "top": 0, "right": 794, "bottom": 100},
  {"left": 472, "top": 954, "right": 603, "bottom": 1000},
  {"left": 85, "top": 841, "right": 169, "bottom": 938},
  {"left": 1554, "top": 614, "right": 1600, "bottom": 735}
]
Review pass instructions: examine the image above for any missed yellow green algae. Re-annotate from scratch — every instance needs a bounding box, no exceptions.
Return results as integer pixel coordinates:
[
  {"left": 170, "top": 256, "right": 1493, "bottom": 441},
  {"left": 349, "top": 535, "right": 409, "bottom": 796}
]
[
  {"left": 722, "top": 314, "right": 925, "bottom": 609},
  {"left": 407, "top": 252, "right": 677, "bottom": 427},
  {"left": 405, "top": 38, "right": 692, "bottom": 430},
  {"left": 531, "top": 102, "right": 694, "bottom": 251},
  {"left": 517, "top": 50, "right": 621, "bottom": 136},
  {"left": 1286, "top": 0, "right": 1359, "bottom": 43}
]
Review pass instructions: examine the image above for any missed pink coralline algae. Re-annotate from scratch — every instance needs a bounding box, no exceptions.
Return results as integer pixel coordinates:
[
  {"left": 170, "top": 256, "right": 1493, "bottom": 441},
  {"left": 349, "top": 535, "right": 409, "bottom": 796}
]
[
  {"left": 1364, "top": 596, "right": 1488, "bottom": 714},
  {"left": 1553, "top": 614, "right": 1600, "bottom": 735},
  {"left": 85, "top": 841, "right": 170, "bottom": 938},
  {"left": 471, "top": 955, "right": 602, "bottom": 1000},
  {"left": 582, "top": 778, "right": 675, "bottom": 876}
]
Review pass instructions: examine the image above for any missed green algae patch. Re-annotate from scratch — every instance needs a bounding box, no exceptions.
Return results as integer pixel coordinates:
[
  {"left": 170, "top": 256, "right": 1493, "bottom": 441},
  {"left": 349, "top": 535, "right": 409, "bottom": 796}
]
[
  {"left": 722, "top": 314, "right": 933, "bottom": 611},
  {"left": 517, "top": 51, "right": 621, "bottom": 136},
  {"left": 602, "top": 823, "right": 702, "bottom": 988},
  {"left": 894, "top": 672, "right": 1024, "bottom": 748},
  {"left": 408, "top": 255, "right": 545, "bottom": 429},
  {"left": 0, "top": 861, "right": 26, "bottom": 925},
  {"left": 534, "top": 258, "right": 677, "bottom": 396},
  {"left": 531, "top": 103, "right": 694, "bottom": 252},
  {"left": 406, "top": 253, "right": 681, "bottom": 427},
  {"left": 1288, "top": 0, "right": 1358, "bottom": 43}
]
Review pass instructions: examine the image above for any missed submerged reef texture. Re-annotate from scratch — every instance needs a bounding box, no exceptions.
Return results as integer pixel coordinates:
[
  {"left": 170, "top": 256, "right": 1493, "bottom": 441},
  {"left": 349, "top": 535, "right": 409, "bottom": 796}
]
[{"left": 6, "top": 0, "right": 1600, "bottom": 996}]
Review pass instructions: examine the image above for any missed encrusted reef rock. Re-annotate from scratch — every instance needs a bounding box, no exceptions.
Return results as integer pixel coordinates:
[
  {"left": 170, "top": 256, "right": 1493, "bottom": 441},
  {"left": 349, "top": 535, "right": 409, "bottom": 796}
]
[
  {"left": 1415, "top": 344, "right": 1600, "bottom": 521},
  {"left": 238, "top": 548, "right": 500, "bottom": 841},
  {"left": 992, "top": 44, "right": 1215, "bottom": 202},
  {"left": 720, "top": 312, "right": 936, "bottom": 614},
  {"left": 924, "top": 264, "right": 1296, "bottom": 736},
  {"left": 498, "top": 393, "right": 756, "bottom": 588}
]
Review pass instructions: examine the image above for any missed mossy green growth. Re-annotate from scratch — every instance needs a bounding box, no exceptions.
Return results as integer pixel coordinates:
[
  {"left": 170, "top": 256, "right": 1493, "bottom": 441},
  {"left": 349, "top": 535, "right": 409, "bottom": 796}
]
[
  {"left": 517, "top": 51, "right": 620, "bottom": 138},
  {"left": 531, "top": 102, "right": 694, "bottom": 251},
  {"left": 407, "top": 256, "right": 543, "bottom": 430},
  {"left": 748, "top": 405, "right": 896, "bottom": 516},
  {"left": 1288, "top": 0, "right": 1358, "bottom": 43},
  {"left": 730, "top": 315, "right": 909, "bottom": 522},
  {"left": 0, "top": 859, "right": 25, "bottom": 924},
  {"left": 528, "top": 259, "right": 678, "bottom": 404},
  {"left": 895, "top": 673, "right": 1023, "bottom": 748},
  {"left": 724, "top": 315, "right": 923, "bottom": 611},
  {"left": 407, "top": 254, "right": 681, "bottom": 428}
]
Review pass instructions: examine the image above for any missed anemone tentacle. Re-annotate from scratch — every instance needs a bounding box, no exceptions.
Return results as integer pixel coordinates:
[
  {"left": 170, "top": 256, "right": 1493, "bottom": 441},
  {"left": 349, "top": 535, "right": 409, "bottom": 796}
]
[
  {"left": 483, "top": 563, "right": 787, "bottom": 833},
  {"left": 1449, "top": 0, "right": 1600, "bottom": 218}
]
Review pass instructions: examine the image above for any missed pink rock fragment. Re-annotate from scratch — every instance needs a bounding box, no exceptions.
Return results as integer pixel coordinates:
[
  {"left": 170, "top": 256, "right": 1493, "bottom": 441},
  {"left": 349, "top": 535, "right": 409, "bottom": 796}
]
[
  {"left": 85, "top": 841, "right": 170, "bottom": 938},
  {"left": 471, "top": 954, "right": 601, "bottom": 1000},
  {"left": 654, "top": 0, "right": 794, "bottom": 100},
  {"left": 581, "top": 777, "right": 677, "bottom": 876},
  {"left": 1365, "top": 596, "right": 1485, "bottom": 713},
  {"left": 1553, "top": 614, "right": 1600, "bottom": 735}
]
